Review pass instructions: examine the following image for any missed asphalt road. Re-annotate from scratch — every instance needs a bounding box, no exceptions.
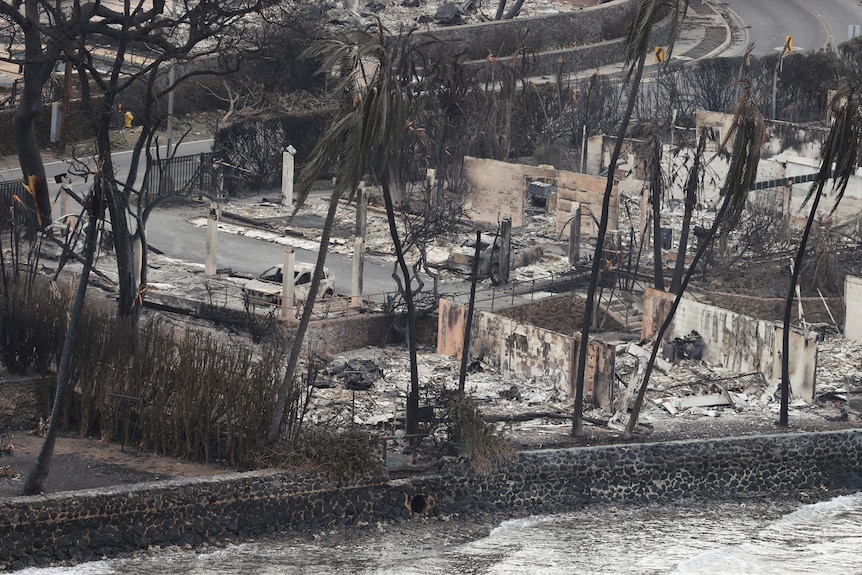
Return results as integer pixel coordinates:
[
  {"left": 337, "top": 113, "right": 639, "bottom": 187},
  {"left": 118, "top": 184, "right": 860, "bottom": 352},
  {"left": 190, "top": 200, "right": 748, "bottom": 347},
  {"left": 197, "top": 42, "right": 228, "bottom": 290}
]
[
  {"left": 0, "top": 139, "right": 408, "bottom": 298},
  {"left": 722, "top": 0, "right": 862, "bottom": 56}
]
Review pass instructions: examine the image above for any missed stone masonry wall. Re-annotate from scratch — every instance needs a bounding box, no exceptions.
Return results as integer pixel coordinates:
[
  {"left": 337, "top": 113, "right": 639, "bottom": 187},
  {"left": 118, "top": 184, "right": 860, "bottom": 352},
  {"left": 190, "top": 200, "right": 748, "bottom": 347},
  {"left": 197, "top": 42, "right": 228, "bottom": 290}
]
[
  {"left": 425, "top": 430, "right": 862, "bottom": 513},
  {"left": 0, "top": 471, "right": 428, "bottom": 570},
  {"left": 4, "top": 431, "right": 862, "bottom": 570}
]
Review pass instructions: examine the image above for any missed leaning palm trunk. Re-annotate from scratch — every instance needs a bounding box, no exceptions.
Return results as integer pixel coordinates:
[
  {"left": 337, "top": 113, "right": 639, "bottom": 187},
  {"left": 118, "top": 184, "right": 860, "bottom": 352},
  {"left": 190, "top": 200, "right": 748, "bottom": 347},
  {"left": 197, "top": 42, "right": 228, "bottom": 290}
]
[
  {"left": 621, "top": 198, "right": 729, "bottom": 439},
  {"left": 572, "top": 52, "right": 646, "bottom": 436},
  {"left": 622, "top": 87, "right": 764, "bottom": 439},
  {"left": 670, "top": 129, "right": 707, "bottom": 293},
  {"left": 572, "top": 0, "right": 689, "bottom": 435},
  {"left": 380, "top": 178, "right": 421, "bottom": 435},
  {"left": 23, "top": 189, "right": 101, "bottom": 495},
  {"left": 269, "top": 21, "right": 408, "bottom": 442},
  {"left": 268, "top": 196, "right": 340, "bottom": 442},
  {"left": 649, "top": 133, "right": 665, "bottom": 291},
  {"left": 779, "top": 188, "right": 822, "bottom": 426},
  {"left": 780, "top": 85, "right": 860, "bottom": 426}
]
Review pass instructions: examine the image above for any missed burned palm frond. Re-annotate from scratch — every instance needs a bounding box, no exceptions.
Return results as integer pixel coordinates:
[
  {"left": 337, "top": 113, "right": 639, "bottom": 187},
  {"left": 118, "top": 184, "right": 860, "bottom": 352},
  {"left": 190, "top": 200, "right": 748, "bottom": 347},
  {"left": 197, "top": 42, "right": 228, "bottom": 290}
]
[
  {"left": 444, "top": 391, "right": 514, "bottom": 476},
  {"left": 780, "top": 78, "right": 862, "bottom": 427},
  {"left": 718, "top": 81, "right": 766, "bottom": 228},
  {"left": 805, "top": 81, "right": 862, "bottom": 214}
]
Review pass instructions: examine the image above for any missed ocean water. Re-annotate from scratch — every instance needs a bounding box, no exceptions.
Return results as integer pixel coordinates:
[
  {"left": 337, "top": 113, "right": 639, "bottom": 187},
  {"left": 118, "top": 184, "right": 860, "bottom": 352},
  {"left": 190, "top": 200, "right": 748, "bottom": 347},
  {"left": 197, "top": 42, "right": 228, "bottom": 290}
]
[{"left": 18, "top": 493, "right": 862, "bottom": 575}]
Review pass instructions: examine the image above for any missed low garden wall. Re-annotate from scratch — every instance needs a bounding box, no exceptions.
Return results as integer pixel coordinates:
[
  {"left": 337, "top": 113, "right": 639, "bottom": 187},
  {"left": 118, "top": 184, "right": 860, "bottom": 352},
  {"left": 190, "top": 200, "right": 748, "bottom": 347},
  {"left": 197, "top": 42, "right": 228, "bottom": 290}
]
[{"left": 3, "top": 430, "right": 862, "bottom": 570}]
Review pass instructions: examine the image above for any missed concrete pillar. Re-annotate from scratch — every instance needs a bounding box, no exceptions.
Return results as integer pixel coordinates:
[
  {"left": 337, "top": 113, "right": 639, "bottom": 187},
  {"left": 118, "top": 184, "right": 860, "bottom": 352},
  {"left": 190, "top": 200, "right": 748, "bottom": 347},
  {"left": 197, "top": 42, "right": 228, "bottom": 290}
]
[
  {"left": 568, "top": 203, "right": 581, "bottom": 265},
  {"left": 499, "top": 218, "right": 511, "bottom": 284},
  {"left": 426, "top": 169, "right": 437, "bottom": 206},
  {"left": 352, "top": 237, "right": 364, "bottom": 308},
  {"left": 282, "top": 247, "right": 296, "bottom": 321},
  {"left": 59, "top": 176, "right": 74, "bottom": 232},
  {"left": 204, "top": 205, "right": 219, "bottom": 277},
  {"left": 282, "top": 145, "right": 297, "bottom": 208},
  {"left": 352, "top": 187, "right": 367, "bottom": 304}
]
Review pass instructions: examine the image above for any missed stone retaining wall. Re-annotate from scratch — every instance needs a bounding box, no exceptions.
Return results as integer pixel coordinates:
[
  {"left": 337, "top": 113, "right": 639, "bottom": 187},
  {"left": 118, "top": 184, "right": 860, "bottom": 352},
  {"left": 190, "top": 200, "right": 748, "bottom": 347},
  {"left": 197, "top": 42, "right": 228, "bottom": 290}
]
[
  {"left": 0, "top": 471, "right": 429, "bottom": 570},
  {"left": 4, "top": 430, "right": 861, "bottom": 570},
  {"left": 414, "top": 0, "right": 641, "bottom": 61},
  {"left": 409, "top": 0, "right": 673, "bottom": 82},
  {"left": 426, "top": 431, "right": 862, "bottom": 514}
]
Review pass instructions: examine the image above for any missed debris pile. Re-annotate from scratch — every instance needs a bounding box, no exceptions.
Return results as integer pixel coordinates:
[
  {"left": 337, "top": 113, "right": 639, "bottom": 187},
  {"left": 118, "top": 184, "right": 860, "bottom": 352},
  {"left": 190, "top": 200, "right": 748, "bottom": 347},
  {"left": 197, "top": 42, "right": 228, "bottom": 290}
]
[
  {"left": 304, "top": 329, "right": 862, "bottom": 448},
  {"left": 326, "top": 359, "right": 385, "bottom": 391}
]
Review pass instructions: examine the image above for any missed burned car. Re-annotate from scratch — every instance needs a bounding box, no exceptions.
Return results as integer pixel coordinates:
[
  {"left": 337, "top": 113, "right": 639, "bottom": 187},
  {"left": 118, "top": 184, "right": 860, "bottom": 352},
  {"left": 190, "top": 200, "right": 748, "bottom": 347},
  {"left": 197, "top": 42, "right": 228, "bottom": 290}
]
[
  {"left": 243, "top": 262, "right": 335, "bottom": 306},
  {"left": 445, "top": 233, "right": 543, "bottom": 278},
  {"left": 445, "top": 233, "right": 502, "bottom": 277}
]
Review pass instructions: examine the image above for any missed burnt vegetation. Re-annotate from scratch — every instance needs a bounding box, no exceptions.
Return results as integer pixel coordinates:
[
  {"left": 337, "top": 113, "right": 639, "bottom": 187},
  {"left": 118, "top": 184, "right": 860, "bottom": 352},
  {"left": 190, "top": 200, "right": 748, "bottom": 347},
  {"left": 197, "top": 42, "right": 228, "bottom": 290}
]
[{"left": 3, "top": 1, "right": 862, "bottom": 489}]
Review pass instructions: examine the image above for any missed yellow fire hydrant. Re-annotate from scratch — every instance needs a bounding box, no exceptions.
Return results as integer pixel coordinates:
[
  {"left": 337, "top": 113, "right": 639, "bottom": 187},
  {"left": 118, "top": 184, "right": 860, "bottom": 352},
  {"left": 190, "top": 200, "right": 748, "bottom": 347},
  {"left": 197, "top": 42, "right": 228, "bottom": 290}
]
[{"left": 123, "top": 110, "right": 134, "bottom": 128}]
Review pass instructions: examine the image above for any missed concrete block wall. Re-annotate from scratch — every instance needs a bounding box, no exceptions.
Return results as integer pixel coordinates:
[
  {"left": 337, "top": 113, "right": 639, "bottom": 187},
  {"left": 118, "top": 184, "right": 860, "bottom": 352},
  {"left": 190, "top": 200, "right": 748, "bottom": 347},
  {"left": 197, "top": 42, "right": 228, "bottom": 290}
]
[
  {"left": 846, "top": 276, "right": 862, "bottom": 341},
  {"left": 438, "top": 295, "right": 618, "bottom": 408},
  {"left": 462, "top": 157, "right": 620, "bottom": 234},
  {"left": 642, "top": 288, "right": 818, "bottom": 401},
  {"left": 296, "top": 311, "right": 437, "bottom": 355},
  {"left": 706, "top": 291, "right": 844, "bottom": 327},
  {"left": 462, "top": 156, "right": 556, "bottom": 227},
  {"left": 554, "top": 171, "right": 619, "bottom": 237}
]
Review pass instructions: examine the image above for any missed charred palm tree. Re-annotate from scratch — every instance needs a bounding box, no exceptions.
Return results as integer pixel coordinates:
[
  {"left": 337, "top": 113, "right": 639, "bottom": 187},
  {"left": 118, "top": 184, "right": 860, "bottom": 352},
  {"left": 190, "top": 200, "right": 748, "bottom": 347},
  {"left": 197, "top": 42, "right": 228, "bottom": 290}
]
[
  {"left": 268, "top": 23, "right": 412, "bottom": 441},
  {"left": 637, "top": 123, "right": 667, "bottom": 290},
  {"left": 572, "top": 0, "right": 689, "bottom": 435},
  {"left": 779, "top": 82, "right": 861, "bottom": 426},
  {"left": 622, "top": 85, "right": 765, "bottom": 439},
  {"left": 669, "top": 127, "right": 709, "bottom": 293},
  {"left": 22, "top": 177, "right": 105, "bottom": 495}
]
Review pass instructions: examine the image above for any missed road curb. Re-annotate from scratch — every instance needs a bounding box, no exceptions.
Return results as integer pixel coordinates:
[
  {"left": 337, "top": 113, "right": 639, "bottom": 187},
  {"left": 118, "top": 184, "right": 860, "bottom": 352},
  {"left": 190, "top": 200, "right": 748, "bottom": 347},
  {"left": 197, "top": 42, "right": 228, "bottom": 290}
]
[{"left": 697, "top": 0, "right": 734, "bottom": 60}]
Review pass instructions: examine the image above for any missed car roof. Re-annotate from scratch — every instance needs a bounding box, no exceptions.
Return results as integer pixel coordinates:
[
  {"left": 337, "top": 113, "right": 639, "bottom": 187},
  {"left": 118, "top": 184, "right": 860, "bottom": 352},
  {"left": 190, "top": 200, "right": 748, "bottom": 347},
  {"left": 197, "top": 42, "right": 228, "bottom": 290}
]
[{"left": 272, "top": 262, "right": 320, "bottom": 273}]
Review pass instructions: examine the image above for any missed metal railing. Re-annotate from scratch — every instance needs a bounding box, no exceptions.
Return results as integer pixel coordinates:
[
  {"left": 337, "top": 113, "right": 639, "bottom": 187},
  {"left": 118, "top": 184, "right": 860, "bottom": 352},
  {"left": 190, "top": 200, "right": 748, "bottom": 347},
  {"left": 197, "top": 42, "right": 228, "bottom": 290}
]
[
  {"left": 0, "top": 180, "right": 24, "bottom": 204},
  {"left": 144, "top": 152, "right": 215, "bottom": 201},
  {"left": 245, "top": 292, "right": 385, "bottom": 321},
  {"left": 0, "top": 180, "right": 28, "bottom": 226},
  {"left": 440, "top": 269, "right": 589, "bottom": 311}
]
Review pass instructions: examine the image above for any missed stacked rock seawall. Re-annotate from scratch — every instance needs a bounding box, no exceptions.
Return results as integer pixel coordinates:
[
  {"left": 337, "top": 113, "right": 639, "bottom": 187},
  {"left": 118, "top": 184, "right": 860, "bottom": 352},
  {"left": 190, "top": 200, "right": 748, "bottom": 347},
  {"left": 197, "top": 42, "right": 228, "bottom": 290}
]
[
  {"left": 0, "top": 471, "right": 429, "bottom": 570},
  {"left": 427, "top": 430, "right": 862, "bottom": 514},
  {"left": 3, "top": 430, "right": 862, "bottom": 570}
]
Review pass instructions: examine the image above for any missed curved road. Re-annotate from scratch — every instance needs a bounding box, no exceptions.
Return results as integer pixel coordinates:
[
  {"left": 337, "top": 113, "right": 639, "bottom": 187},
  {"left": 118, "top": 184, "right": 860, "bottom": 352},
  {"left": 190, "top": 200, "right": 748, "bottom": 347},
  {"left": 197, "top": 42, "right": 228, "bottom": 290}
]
[{"left": 721, "top": 0, "right": 862, "bottom": 56}]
